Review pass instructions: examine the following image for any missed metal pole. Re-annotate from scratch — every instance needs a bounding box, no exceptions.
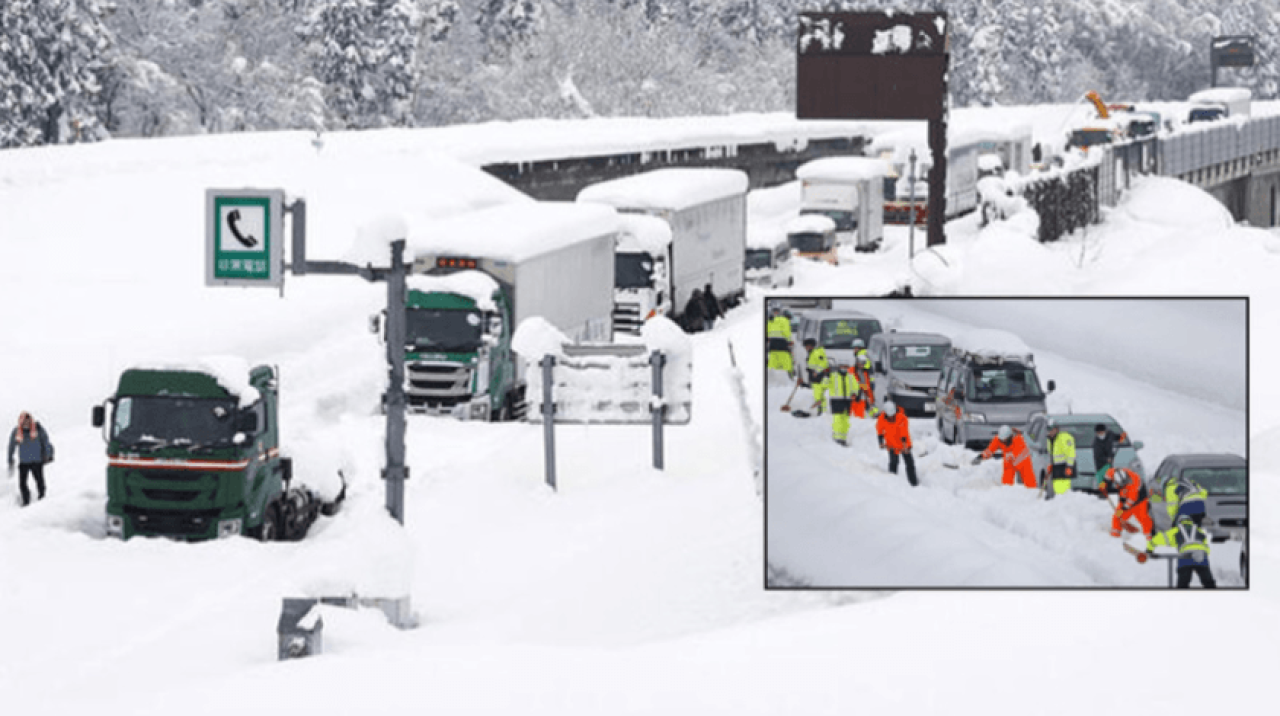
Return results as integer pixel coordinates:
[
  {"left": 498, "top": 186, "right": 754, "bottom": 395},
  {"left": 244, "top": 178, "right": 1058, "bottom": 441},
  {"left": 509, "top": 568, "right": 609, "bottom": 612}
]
[
  {"left": 926, "top": 115, "right": 948, "bottom": 247},
  {"left": 289, "top": 199, "right": 307, "bottom": 276},
  {"left": 907, "top": 149, "right": 917, "bottom": 259},
  {"left": 384, "top": 239, "right": 408, "bottom": 524},
  {"left": 541, "top": 355, "right": 557, "bottom": 491},
  {"left": 650, "top": 350, "right": 666, "bottom": 471}
]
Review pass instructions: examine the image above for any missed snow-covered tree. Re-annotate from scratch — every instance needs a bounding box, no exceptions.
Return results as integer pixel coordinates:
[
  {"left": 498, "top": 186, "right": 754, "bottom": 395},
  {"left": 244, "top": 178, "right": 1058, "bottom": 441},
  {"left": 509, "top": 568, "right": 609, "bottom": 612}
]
[{"left": 1, "top": 0, "right": 113, "bottom": 147}]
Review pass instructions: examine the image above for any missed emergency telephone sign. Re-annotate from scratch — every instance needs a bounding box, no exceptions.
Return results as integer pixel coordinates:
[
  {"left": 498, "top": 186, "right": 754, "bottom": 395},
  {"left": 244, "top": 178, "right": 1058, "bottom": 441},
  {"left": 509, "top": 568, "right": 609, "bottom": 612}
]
[{"left": 205, "top": 188, "right": 284, "bottom": 288}]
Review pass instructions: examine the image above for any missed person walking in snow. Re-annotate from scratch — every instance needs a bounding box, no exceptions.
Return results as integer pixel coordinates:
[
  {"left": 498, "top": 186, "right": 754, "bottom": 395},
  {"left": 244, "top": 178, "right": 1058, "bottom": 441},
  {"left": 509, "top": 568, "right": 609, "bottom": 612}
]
[
  {"left": 767, "top": 305, "right": 794, "bottom": 377},
  {"left": 685, "top": 289, "right": 706, "bottom": 333},
  {"left": 876, "top": 401, "right": 917, "bottom": 486},
  {"left": 1101, "top": 465, "right": 1154, "bottom": 537},
  {"left": 699, "top": 282, "right": 721, "bottom": 329},
  {"left": 1145, "top": 515, "right": 1216, "bottom": 588},
  {"left": 7, "top": 411, "right": 54, "bottom": 507},
  {"left": 1092, "top": 423, "right": 1128, "bottom": 483},
  {"left": 1043, "top": 419, "right": 1076, "bottom": 500},
  {"left": 972, "top": 425, "right": 1037, "bottom": 489},
  {"left": 851, "top": 339, "right": 876, "bottom": 412},
  {"left": 804, "top": 338, "right": 829, "bottom": 413}
]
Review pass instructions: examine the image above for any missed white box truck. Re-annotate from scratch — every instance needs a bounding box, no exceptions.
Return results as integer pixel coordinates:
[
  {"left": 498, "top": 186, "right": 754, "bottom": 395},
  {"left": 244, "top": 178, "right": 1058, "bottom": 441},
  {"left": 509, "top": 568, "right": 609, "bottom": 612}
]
[
  {"left": 400, "top": 202, "right": 617, "bottom": 420},
  {"left": 577, "top": 168, "right": 748, "bottom": 333},
  {"left": 795, "top": 157, "right": 890, "bottom": 252}
]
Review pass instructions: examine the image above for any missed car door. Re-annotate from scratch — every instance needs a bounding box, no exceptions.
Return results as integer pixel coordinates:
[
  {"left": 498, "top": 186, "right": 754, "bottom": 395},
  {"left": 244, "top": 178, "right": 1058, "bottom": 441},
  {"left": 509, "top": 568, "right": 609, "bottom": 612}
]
[
  {"left": 1025, "top": 416, "right": 1048, "bottom": 480},
  {"left": 1148, "top": 459, "right": 1176, "bottom": 531}
]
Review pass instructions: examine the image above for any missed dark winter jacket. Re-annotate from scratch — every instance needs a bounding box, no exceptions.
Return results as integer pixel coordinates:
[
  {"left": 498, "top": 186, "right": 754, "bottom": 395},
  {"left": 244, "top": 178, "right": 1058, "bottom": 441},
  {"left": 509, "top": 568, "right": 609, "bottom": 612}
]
[
  {"left": 684, "top": 290, "right": 706, "bottom": 330},
  {"left": 1092, "top": 429, "right": 1124, "bottom": 470},
  {"left": 8, "top": 423, "right": 54, "bottom": 466},
  {"left": 700, "top": 285, "right": 721, "bottom": 321}
]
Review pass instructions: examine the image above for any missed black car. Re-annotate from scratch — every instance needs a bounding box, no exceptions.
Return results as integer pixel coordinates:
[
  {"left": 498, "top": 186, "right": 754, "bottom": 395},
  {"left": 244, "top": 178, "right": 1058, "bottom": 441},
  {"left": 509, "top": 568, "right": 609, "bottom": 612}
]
[{"left": 1146, "top": 453, "right": 1247, "bottom": 542}]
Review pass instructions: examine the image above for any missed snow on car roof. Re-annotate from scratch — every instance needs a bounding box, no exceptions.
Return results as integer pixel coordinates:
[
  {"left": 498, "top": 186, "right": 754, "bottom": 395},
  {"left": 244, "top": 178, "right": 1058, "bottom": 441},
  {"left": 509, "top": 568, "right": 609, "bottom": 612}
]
[
  {"left": 786, "top": 214, "right": 837, "bottom": 234},
  {"left": 408, "top": 202, "right": 618, "bottom": 263},
  {"left": 1189, "top": 87, "right": 1251, "bottom": 105},
  {"left": 577, "top": 168, "right": 748, "bottom": 211},
  {"left": 950, "top": 329, "right": 1033, "bottom": 361},
  {"left": 795, "top": 157, "right": 892, "bottom": 182},
  {"left": 405, "top": 271, "right": 500, "bottom": 311},
  {"left": 747, "top": 221, "right": 787, "bottom": 250},
  {"left": 873, "top": 331, "right": 951, "bottom": 346},
  {"left": 616, "top": 213, "right": 673, "bottom": 254}
]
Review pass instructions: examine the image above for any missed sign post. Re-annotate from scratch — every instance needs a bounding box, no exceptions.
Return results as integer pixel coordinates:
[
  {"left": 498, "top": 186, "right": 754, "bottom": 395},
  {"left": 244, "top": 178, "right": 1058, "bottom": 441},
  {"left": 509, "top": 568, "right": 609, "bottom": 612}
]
[
  {"left": 1211, "top": 35, "right": 1255, "bottom": 87},
  {"left": 796, "top": 12, "right": 949, "bottom": 248}
]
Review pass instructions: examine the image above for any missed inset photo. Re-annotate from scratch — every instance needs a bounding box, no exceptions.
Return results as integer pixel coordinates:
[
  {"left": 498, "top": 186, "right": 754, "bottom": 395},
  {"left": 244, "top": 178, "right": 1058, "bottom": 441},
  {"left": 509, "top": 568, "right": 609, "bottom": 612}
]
[{"left": 765, "top": 297, "right": 1247, "bottom": 589}]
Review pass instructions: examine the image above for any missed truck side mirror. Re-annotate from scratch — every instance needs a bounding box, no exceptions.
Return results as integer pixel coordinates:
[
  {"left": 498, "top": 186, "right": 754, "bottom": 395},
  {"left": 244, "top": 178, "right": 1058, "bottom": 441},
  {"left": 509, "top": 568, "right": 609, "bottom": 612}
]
[
  {"left": 1047, "top": 380, "right": 1056, "bottom": 393},
  {"left": 488, "top": 315, "right": 504, "bottom": 337},
  {"left": 875, "top": 361, "right": 885, "bottom": 374},
  {"left": 92, "top": 405, "right": 105, "bottom": 428},
  {"left": 1133, "top": 440, "right": 1144, "bottom": 451},
  {"left": 279, "top": 457, "right": 293, "bottom": 485},
  {"left": 369, "top": 313, "right": 382, "bottom": 335}
]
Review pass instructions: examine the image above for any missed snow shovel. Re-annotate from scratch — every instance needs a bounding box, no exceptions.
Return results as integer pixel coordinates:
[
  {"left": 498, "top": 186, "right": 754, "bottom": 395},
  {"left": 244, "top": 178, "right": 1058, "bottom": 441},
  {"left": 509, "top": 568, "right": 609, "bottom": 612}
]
[
  {"left": 780, "top": 378, "right": 802, "bottom": 413},
  {"left": 790, "top": 398, "right": 822, "bottom": 419},
  {"left": 1107, "top": 495, "right": 1141, "bottom": 534}
]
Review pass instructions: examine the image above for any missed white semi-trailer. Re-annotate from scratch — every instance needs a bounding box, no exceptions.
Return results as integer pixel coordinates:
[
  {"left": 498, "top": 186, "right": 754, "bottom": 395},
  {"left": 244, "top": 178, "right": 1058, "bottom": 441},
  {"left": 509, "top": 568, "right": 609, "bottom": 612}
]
[
  {"left": 577, "top": 168, "right": 747, "bottom": 333},
  {"left": 401, "top": 202, "right": 618, "bottom": 420},
  {"left": 795, "top": 157, "right": 891, "bottom": 252}
]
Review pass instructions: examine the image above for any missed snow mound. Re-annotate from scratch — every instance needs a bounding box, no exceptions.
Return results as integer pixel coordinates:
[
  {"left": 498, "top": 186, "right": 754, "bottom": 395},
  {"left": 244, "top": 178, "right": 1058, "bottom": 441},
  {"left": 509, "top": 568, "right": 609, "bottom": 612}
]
[
  {"left": 1121, "top": 176, "right": 1233, "bottom": 230},
  {"left": 795, "top": 157, "right": 892, "bottom": 182},
  {"left": 512, "top": 317, "right": 570, "bottom": 361},
  {"left": 959, "top": 212, "right": 1070, "bottom": 294}
]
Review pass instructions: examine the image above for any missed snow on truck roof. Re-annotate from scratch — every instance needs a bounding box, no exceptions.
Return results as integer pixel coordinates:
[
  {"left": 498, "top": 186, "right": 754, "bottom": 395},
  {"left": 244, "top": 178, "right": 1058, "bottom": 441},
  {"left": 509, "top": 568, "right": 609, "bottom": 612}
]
[
  {"left": 795, "top": 157, "right": 892, "bottom": 182},
  {"left": 747, "top": 222, "right": 787, "bottom": 250},
  {"left": 576, "top": 168, "right": 748, "bottom": 211},
  {"left": 616, "top": 213, "right": 673, "bottom": 254},
  {"left": 408, "top": 202, "right": 618, "bottom": 263},
  {"left": 1189, "top": 88, "right": 1251, "bottom": 105},
  {"left": 406, "top": 271, "right": 500, "bottom": 311},
  {"left": 130, "top": 356, "right": 261, "bottom": 406},
  {"left": 949, "top": 329, "right": 1034, "bottom": 362},
  {"left": 785, "top": 214, "right": 837, "bottom": 234}
]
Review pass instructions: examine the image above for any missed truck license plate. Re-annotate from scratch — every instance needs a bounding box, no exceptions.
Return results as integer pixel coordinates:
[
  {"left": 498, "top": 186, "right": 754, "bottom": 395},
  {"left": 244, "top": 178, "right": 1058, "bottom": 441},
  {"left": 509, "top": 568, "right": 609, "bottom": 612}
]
[{"left": 924, "top": 403, "right": 935, "bottom": 413}]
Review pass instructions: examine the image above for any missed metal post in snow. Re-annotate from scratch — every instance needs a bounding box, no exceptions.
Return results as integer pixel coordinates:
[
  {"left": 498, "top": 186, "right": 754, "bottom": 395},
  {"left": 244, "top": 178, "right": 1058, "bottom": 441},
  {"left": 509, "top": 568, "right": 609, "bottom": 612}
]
[
  {"left": 541, "top": 355, "right": 557, "bottom": 491},
  {"left": 908, "top": 149, "right": 918, "bottom": 260},
  {"left": 384, "top": 239, "right": 408, "bottom": 524},
  {"left": 650, "top": 350, "right": 666, "bottom": 471}
]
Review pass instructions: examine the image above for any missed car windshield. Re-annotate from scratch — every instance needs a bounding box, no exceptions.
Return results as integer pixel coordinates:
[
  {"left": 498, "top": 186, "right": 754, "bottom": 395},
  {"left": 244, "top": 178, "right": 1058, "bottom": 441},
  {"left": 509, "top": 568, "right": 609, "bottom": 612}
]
[
  {"left": 820, "top": 319, "right": 881, "bottom": 349},
  {"left": 801, "top": 209, "right": 856, "bottom": 232},
  {"left": 966, "top": 363, "right": 1044, "bottom": 403},
  {"left": 788, "top": 232, "right": 835, "bottom": 253},
  {"left": 1180, "top": 467, "right": 1247, "bottom": 495},
  {"left": 111, "top": 396, "right": 238, "bottom": 447},
  {"left": 745, "top": 248, "right": 774, "bottom": 270},
  {"left": 889, "top": 344, "right": 946, "bottom": 371},
  {"left": 406, "top": 308, "right": 483, "bottom": 353},
  {"left": 615, "top": 253, "right": 655, "bottom": 289}
]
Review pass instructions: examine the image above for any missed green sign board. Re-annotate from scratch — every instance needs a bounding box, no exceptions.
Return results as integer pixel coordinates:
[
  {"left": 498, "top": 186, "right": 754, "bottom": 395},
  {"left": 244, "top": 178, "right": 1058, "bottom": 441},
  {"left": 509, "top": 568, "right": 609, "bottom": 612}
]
[{"left": 205, "top": 188, "right": 285, "bottom": 288}]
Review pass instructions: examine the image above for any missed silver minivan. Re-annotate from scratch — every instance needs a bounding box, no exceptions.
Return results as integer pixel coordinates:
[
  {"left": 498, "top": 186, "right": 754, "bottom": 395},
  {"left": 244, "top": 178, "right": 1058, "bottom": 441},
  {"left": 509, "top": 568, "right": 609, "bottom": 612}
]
[
  {"left": 868, "top": 330, "right": 951, "bottom": 417},
  {"left": 935, "top": 337, "right": 1055, "bottom": 449}
]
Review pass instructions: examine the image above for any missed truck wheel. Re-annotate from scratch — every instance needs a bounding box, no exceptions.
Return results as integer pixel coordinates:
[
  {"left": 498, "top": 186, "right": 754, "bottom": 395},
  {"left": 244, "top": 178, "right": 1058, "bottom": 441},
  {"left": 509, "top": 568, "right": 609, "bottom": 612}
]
[{"left": 255, "top": 503, "right": 278, "bottom": 542}]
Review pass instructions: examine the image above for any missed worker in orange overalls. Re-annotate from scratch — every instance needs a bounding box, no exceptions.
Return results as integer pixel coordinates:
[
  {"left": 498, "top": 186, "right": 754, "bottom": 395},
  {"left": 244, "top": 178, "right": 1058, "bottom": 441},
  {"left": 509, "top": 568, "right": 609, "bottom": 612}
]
[
  {"left": 875, "top": 400, "right": 917, "bottom": 486},
  {"left": 852, "top": 339, "right": 876, "bottom": 413},
  {"left": 971, "top": 424, "right": 1037, "bottom": 489},
  {"left": 848, "top": 365, "right": 870, "bottom": 418},
  {"left": 1101, "top": 465, "right": 1154, "bottom": 537}
]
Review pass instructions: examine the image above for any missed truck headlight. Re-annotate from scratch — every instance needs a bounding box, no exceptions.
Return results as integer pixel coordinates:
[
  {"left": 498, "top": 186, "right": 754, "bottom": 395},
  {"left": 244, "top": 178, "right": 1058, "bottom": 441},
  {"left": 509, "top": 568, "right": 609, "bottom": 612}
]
[
  {"left": 106, "top": 514, "right": 124, "bottom": 538},
  {"left": 471, "top": 401, "right": 489, "bottom": 420},
  {"left": 217, "top": 518, "right": 242, "bottom": 539},
  {"left": 966, "top": 412, "right": 987, "bottom": 423}
]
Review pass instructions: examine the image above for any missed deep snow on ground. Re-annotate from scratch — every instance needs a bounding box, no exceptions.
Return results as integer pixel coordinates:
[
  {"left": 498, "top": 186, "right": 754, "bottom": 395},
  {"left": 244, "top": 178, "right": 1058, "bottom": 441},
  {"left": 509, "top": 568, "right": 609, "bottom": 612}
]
[
  {"left": 766, "top": 299, "right": 1245, "bottom": 587},
  {"left": 1, "top": 107, "right": 1278, "bottom": 714}
]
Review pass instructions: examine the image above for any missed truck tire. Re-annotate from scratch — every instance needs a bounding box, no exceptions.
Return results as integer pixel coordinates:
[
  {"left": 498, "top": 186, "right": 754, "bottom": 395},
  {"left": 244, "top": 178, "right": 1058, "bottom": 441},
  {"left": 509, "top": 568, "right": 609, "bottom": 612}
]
[{"left": 254, "top": 503, "right": 278, "bottom": 542}]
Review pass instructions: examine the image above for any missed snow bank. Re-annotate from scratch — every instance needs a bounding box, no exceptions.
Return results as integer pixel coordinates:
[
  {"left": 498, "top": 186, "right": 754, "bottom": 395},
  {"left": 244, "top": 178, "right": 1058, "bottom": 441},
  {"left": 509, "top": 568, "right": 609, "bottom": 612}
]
[
  {"left": 617, "top": 213, "right": 673, "bottom": 255},
  {"left": 577, "top": 168, "right": 748, "bottom": 211},
  {"left": 795, "top": 157, "right": 892, "bottom": 182},
  {"left": 405, "top": 202, "right": 618, "bottom": 265},
  {"left": 133, "top": 355, "right": 261, "bottom": 406},
  {"left": 786, "top": 214, "right": 836, "bottom": 234},
  {"left": 512, "top": 317, "right": 570, "bottom": 361},
  {"left": 1120, "top": 176, "right": 1233, "bottom": 230},
  {"left": 406, "top": 271, "right": 500, "bottom": 312}
]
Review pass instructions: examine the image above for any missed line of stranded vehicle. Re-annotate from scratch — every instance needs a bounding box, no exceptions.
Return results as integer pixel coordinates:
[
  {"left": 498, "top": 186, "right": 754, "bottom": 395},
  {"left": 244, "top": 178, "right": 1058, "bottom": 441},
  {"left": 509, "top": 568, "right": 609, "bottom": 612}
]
[{"left": 785, "top": 305, "right": 1246, "bottom": 546}]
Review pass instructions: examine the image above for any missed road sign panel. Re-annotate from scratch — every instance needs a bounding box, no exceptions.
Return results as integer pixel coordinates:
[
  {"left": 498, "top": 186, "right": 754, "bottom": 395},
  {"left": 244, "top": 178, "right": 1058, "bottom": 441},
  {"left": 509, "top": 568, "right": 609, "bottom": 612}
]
[{"left": 206, "top": 188, "right": 284, "bottom": 288}]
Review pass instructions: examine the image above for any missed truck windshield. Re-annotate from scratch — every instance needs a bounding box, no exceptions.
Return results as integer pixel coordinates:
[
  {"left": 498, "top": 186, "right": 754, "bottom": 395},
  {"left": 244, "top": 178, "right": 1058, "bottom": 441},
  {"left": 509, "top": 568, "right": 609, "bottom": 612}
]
[
  {"left": 745, "top": 248, "right": 774, "bottom": 270},
  {"left": 789, "top": 232, "right": 835, "bottom": 253},
  {"left": 406, "top": 308, "right": 483, "bottom": 353},
  {"left": 1180, "top": 467, "right": 1247, "bottom": 495},
  {"left": 111, "top": 396, "right": 238, "bottom": 448},
  {"left": 615, "top": 253, "right": 655, "bottom": 289},
  {"left": 820, "top": 319, "right": 881, "bottom": 348},
  {"left": 889, "top": 344, "right": 946, "bottom": 371},
  {"left": 966, "top": 363, "right": 1045, "bottom": 402}
]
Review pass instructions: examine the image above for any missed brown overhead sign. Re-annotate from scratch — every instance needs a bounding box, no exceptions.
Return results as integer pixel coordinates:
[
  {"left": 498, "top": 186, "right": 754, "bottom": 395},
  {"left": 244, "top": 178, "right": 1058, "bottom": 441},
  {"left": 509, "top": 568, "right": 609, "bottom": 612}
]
[{"left": 796, "top": 12, "right": 949, "bottom": 121}]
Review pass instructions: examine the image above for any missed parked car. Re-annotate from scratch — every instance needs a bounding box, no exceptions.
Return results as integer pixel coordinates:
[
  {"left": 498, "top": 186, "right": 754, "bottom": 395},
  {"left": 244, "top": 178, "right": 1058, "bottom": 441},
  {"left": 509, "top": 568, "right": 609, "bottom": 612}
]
[
  {"left": 867, "top": 330, "right": 951, "bottom": 417},
  {"left": 1145, "top": 453, "right": 1247, "bottom": 542},
  {"left": 791, "top": 309, "right": 883, "bottom": 384},
  {"left": 1025, "top": 413, "right": 1146, "bottom": 493},
  {"left": 935, "top": 329, "right": 1054, "bottom": 449}
]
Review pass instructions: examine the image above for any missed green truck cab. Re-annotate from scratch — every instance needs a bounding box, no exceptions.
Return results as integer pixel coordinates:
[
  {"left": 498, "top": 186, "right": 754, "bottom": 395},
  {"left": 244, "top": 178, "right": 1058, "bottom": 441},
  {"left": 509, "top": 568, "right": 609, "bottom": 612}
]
[
  {"left": 402, "top": 273, "right": 518, "bottom": 421},
  {"left": 92, "top": 364, "right": 319, "bottom": 541}
]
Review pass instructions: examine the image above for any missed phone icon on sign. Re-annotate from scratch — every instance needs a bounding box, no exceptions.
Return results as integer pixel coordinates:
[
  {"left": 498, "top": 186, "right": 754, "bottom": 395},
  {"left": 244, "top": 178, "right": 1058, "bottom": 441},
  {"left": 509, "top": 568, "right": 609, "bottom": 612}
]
[{"left": 226, "top": 209, "right": 259, "bottom": 248}]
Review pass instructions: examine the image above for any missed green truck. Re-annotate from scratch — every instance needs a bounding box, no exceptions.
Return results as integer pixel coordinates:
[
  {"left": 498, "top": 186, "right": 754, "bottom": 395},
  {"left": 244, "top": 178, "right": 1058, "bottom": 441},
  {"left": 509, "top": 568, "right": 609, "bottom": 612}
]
[
  {"left": 394, "top": 202, "right": 617, "bottom": 420},
  {"left": 92, "top": 363, "right": 341, "bottom": 541}
]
